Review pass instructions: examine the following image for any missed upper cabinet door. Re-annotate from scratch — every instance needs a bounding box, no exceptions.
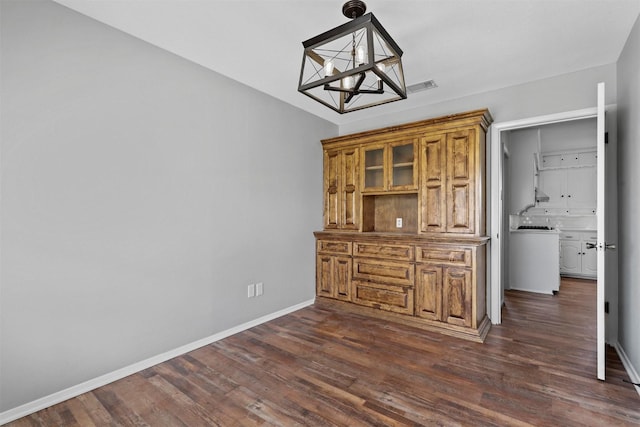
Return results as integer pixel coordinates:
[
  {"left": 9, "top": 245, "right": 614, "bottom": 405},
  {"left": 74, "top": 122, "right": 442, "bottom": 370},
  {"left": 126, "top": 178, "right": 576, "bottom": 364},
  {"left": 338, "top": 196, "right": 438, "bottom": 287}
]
[
  {"left": 567, "top": 167, "right": 596, "bottom": 208},
  {"left": 341, "top": 148, "right": 360, "bottom": 230},
  {"left": 446, "top": 130, "right": 476, "bottom": 234},
  {"left": 389, "top": 140, "right": 418, "bottom": 191},
  {"left": 362, "top": 139, "right": 418, "bottom": 193},
  {"left": 362, "top": 143, "right": 386, "bottom": 193},
  {"left": 324, "top": 148, "right": 360, "bottom": 230},
  {"left": 537, "top": 168, "right": 566, "bottom": 208},
  {"left": 538, "top": 166, "right": 596, "bottom": 211},
  {"left": 420, "top": 133, "right": 447, "bottom": 233},
  {"left": 421, "top": 129, "right": 480, "bottom": 235},
  {"left": 323, "top": 150, "right": 341, "bottom": 229}
]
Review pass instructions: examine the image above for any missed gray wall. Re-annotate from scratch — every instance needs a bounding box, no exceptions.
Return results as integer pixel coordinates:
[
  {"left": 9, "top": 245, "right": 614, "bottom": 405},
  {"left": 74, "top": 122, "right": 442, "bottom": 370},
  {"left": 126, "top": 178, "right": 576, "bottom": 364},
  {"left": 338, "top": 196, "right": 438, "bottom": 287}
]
[
  {"left": 0, "top": 0, "right": 336, "bottom": 412},
  {"left": 340, "top": 64, "right": 616, "bottom": 135},
  {"left": 617, "top": 14, "right": 640, "bottom": 378}
]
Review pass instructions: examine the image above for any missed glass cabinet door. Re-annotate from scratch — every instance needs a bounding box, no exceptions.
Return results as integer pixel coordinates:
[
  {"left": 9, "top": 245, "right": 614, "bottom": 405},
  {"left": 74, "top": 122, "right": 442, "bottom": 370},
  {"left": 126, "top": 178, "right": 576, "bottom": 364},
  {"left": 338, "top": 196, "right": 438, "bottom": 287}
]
[
  {"left": 363, "top": 145, "right": 385, "bottom": 191},
  {"left": 390, "top": 141, "right": 417, "bottom": 190}
]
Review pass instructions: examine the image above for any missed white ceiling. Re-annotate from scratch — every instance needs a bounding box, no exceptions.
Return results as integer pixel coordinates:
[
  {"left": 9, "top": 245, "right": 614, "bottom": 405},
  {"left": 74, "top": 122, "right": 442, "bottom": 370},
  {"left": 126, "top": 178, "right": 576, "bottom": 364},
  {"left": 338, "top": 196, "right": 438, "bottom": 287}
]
[{"left": 52, "top": 0, "right": 640, "bottom": 126}]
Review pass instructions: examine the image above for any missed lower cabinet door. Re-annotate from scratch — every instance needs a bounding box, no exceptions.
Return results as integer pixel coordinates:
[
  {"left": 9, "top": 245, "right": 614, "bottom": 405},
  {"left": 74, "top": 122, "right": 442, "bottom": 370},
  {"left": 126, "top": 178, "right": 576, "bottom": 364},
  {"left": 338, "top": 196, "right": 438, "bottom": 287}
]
[
  {"left": 560, "top": 240, "right": 580, "bottom": 274},
  {"left": 334, "top": 256, "right": 352, "bottom": 301},
  {"left": 442, "top": 267, "right": 472, "bottom": 327},
  {"left": 352, "top": 280, "right": 414, "bottom": 315},
  {"left": 316, "top": 255, "right": 352, "bottom": 301},
  {"left": 415, "top": 264, "right": 443, "bottom": 321},
  {"left": 582, "top": 243, "right": 597, "bottom": 277},
  {"left": 317, "top": 255, "right": 334, "bottom": 298}
]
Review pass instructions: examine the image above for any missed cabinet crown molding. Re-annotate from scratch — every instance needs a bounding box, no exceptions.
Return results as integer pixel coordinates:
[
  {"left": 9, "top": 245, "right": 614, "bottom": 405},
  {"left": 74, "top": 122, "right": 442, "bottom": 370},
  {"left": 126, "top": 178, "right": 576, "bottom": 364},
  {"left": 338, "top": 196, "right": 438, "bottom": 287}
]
[{"left": 322, "top": 109, "right": 493, "bottom": 148}]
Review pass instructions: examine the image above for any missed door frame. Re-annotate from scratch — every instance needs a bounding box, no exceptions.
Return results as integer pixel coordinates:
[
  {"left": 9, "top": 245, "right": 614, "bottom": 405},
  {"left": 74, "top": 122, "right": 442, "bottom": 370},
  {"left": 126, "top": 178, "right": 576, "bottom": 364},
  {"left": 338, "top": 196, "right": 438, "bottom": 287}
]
[{"left": 489, "top": 107, "right": 598, "bottom": 324}]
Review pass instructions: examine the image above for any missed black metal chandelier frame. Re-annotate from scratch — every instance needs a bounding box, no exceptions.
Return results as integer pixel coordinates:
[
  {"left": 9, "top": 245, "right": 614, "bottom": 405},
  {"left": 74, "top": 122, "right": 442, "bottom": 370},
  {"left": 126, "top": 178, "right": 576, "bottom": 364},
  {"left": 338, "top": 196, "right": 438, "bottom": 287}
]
[{"left": 297, "top": 2, "right": 407, "bottom": 114}]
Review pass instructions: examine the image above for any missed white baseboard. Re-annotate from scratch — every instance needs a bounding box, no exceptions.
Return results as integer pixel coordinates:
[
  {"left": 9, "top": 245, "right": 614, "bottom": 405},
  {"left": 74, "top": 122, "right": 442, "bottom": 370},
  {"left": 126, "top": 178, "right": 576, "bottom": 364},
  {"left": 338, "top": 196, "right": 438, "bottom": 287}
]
[
  {"left": 615, "top": 342, "right": 640, "bottom": 397},
  {"left": 0, "top": 299, "right": 315, "bottom": 426},
  {"left": 507, "top": 286, "right": 555, "bottom": 295}
]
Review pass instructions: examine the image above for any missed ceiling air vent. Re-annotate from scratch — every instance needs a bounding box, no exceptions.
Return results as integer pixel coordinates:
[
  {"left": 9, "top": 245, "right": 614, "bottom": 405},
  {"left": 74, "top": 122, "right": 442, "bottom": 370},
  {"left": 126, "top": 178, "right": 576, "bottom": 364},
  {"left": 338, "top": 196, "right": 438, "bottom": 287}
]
[{"left": 406, "top": 80, "right": 438, "bottom": 94}]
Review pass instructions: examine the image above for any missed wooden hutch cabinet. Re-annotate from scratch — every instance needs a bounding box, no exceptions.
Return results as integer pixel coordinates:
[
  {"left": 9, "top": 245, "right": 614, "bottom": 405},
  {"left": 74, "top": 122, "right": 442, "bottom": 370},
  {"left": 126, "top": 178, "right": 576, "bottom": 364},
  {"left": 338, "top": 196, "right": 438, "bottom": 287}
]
[{"left": 315, "top": 110, "right": 492, "bottom": 342}]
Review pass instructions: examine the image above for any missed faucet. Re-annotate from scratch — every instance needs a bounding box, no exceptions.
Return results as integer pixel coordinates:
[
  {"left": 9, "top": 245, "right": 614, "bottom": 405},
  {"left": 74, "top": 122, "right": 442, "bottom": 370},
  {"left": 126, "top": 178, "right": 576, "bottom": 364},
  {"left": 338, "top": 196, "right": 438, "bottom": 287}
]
[{"left": 518, "top": 203, "right": 536, "bottom": 216}]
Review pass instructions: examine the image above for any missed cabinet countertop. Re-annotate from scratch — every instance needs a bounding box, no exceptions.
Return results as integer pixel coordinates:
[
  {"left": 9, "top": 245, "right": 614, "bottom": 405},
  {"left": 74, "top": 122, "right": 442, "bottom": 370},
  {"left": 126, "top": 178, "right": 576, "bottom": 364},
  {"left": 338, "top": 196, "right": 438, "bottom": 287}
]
[
  {"left": 509, "top": 229, "right": 560, "bottom": 234},
  {"left": 314, "top": 231, "right": 490, "bottom": 245}
]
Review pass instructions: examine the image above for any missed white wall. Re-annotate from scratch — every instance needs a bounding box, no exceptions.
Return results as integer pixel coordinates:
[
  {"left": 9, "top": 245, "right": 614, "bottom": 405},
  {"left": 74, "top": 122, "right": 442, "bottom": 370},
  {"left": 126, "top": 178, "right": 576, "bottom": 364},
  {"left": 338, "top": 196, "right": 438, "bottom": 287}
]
[
  {"left": 0, "top": 0, "right": 336, "bottom": 413},
  {"left": 616, "top": 14, "right": 640, "bottom": 380},
  {"left": 539, "top": 119, "right": 597, "bottom": 152},
  {"left": 506, "top": 128, "right": 538, "bottom": 215},
  {"left": 506, "top": 119, "right": 598, "bottom": 215}
]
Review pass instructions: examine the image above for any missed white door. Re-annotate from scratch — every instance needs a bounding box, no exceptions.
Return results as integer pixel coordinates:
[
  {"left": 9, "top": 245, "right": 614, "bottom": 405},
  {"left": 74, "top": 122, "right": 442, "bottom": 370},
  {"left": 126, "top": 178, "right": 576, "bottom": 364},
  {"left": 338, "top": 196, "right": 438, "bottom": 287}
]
[{"left": 595, "top": 82, "right": 607, "bottom": 380}]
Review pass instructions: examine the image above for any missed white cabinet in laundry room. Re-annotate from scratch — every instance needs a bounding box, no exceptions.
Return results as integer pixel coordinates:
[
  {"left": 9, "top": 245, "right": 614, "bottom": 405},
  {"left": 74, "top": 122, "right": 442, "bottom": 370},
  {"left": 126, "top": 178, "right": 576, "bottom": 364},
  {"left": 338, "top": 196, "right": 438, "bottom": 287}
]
[
  {"left": 559, "top": 231, "right": 598, "bottom": 278},
  {"left": 537, "top": 149, "right": 596, "bottom": 212}
]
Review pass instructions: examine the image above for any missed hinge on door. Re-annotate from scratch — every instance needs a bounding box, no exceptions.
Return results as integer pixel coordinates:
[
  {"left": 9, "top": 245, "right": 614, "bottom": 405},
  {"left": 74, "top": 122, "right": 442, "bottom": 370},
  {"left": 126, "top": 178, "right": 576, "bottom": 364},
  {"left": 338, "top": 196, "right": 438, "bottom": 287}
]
[
  {"left": 605, "top": 132, "right": 609, "bottom": 144},
  {"left": 605, "top": 301, "right": 609, "bottom": 314}
]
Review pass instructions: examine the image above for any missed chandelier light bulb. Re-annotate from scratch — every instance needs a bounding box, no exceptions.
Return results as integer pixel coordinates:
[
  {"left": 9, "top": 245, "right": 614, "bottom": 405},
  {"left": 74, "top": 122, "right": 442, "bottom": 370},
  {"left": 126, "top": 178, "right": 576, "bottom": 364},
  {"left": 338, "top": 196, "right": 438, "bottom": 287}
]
[
  {"left": 356, "top": 45, "right": 366, "bottom": 65},
  {"left": 342, "top": 75, "right": 355, "bottom": 89},
  {"left": 324, "top": 60, "right": 335, "bottom": 78}
]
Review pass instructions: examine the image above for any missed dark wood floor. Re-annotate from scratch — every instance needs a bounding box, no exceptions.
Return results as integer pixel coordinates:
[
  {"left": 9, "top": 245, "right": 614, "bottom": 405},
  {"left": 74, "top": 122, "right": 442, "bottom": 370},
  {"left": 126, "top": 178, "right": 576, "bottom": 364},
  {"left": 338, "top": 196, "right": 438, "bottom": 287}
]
[{"left": 9, "top": 278, "right": 640, "bottom": 426}]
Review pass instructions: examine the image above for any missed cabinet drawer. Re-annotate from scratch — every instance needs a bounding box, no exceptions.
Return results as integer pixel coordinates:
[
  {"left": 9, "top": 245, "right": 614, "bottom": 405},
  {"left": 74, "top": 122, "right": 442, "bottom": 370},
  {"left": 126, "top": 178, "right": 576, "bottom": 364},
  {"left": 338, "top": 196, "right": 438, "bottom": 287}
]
[
  {"left": 317, "top": 240, "right": 352, "bottom": 255},
  {"left": 415, "top": 245, "right": 472, "bottom": 267},
  {"left": 352, "top": 280, "right": 414, "bottom": 315},
  {"left": 559, "top": 232, "right": 580, "bottom": 241},
  {"left": 353, "top": 259, "right": 414, "bottom": 286},
  {"left": 353, "top": 242, "right": 414, "bottom": 261}
]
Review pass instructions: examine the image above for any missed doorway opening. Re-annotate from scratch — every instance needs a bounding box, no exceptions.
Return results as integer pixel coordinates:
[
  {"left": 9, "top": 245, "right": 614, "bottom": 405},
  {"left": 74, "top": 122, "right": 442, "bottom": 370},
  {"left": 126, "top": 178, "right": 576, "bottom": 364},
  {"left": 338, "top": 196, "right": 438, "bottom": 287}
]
[
  {"left": 503, "top": 119, "right": 597, "bottom": 297},
  {"left": 489, "top": 88, "right": 618, "bottom": 380},
  {"left": 489, "top": 107, "right": 600, "bottom": 324}
]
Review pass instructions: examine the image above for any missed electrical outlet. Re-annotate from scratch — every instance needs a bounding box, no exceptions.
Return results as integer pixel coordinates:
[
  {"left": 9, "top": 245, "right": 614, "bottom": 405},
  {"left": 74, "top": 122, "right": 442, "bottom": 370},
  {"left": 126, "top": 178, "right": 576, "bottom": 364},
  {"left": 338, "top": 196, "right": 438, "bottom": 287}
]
[
  {"left": 396, "top": 217, "right": 403, "bottom": 228},
  {"left": 247, "top": 284, "right": 255, "bottom": 298},
  {"left": 256, "top": 282, "right": 264, "bottom": 296}
]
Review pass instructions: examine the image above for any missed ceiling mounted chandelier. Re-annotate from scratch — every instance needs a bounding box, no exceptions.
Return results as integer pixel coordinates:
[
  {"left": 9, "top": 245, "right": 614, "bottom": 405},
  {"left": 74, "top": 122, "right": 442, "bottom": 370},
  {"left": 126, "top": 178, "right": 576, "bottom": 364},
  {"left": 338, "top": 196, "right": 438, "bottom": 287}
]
[{"left": 298, "top": 0, "right": 406, "bottom": 114}]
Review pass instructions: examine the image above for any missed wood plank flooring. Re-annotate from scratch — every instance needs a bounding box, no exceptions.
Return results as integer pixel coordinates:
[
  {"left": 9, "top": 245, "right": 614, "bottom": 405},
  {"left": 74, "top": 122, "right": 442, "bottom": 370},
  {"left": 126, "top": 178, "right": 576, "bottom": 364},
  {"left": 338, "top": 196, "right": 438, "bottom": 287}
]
[{"left": 8, "top": 277, "right": 640, "bottom": 426}]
